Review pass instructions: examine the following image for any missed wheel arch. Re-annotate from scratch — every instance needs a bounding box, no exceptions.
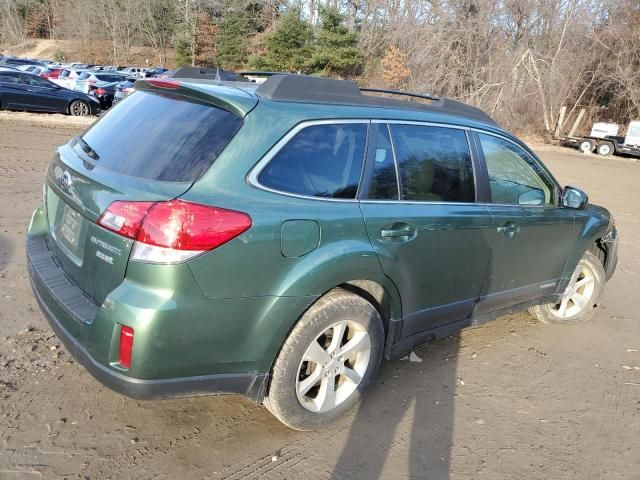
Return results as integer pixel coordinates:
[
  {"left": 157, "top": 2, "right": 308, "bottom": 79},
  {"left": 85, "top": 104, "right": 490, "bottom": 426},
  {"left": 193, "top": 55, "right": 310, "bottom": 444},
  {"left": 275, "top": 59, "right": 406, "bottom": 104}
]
[
  {"left": 257, "top": 274, "right": 401, "bottom": 393},
  {"left": 559, "top": 207, "right": 611, "bottom": 290}
]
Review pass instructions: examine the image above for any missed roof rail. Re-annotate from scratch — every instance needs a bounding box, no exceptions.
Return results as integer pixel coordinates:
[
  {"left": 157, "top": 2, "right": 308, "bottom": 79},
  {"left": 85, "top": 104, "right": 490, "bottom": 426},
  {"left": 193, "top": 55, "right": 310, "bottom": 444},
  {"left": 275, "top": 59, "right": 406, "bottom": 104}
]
[
  {"left": 236, "top": 71, "right": 289, "bottom": 77},
  {"left": 359, "top": 87, "right": 440, "bottom": 102},
  {"left": 249, "top": 73, "right": 497, "bottom": 126}
]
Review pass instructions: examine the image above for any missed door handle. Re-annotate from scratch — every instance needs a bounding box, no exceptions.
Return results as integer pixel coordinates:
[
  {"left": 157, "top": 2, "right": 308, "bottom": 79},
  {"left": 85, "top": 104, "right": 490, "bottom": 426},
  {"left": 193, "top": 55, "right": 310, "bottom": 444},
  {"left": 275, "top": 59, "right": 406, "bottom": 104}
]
[
  {"left": 497, "top": 222, "right": 520, "bottom": 237},
  {"left": 380, "top": 225, "right": 416, "bottom": 238}
]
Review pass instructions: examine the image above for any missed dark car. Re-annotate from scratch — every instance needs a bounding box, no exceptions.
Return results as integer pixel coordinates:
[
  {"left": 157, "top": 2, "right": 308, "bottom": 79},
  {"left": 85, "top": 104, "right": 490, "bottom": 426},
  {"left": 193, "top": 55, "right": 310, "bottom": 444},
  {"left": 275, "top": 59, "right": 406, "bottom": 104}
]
[
  {"left": 112, "top": 78, "right": 135, "bottom": 105},
  {"left": 0, "top": 68, "right": 100, "bottom": 116},
  {"left": 0, "top": 57, "right": 45, "bottom": 67},
  {"left": 88, "top": 81, "right": 124, "bottom": 109},
  {"left": 27, "top": 74, "right": 618, "bottom": 430},
  {"left": 145, "top": 67, "right": 169, "bottom": 78}
]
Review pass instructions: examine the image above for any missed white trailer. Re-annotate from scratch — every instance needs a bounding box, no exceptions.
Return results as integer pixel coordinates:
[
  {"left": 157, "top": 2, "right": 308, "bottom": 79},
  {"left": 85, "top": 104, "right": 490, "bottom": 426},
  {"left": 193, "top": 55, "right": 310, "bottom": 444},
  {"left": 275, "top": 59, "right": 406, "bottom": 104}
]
[{"left": 563, "top": 120, "right": 640, "bottom": 158}]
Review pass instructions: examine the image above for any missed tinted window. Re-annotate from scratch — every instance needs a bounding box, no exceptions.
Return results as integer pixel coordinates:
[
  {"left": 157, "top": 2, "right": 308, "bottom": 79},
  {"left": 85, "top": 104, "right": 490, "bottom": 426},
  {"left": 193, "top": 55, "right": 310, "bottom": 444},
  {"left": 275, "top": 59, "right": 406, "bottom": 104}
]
[
  {"left": 77, "top": 73, "right": 91, "bottom": 80},
  {"left": 80, "top": 91, "right": 243, "bottom": 182},
  {"left": 366, "top": 123, "right": 398, "bottom": 200},
  {"left": 23, "top": 75, "right": 50, "bottom": 87},
  {"left": 479, "top": 134, "right": 553, "bottom": 205},
  {"left": 0, "top": 72, "right": 20, "bottom": 84},
  {"left": 390, "top": 125, "right": 474, "bottom": 202},
  {"left": 97, "top": 74, "right": 125, "bottom": 82},
  {"left": 258, "top": 123, "right": 367, "bottom": 199}
]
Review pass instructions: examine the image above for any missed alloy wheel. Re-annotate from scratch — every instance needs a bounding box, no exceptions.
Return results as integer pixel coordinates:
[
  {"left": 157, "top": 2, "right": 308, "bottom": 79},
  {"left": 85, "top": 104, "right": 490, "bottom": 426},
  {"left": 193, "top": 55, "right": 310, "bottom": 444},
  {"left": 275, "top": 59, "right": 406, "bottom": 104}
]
[
  {"left": 550, "top": 263, "right": 596, "bottom": 319},
  {"left": 72, "top": 101, "right": 90, "bottom": 116},
  {"left": 296, "top": 320, "right": 371, "bottom": 413}
]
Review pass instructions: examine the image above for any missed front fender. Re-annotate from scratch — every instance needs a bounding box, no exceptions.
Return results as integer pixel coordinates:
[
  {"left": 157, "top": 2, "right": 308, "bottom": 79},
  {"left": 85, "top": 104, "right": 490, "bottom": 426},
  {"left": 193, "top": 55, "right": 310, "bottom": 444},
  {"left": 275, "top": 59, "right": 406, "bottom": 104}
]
[{"left": 560, "top": 204, "right": 611, "bottom": 287}]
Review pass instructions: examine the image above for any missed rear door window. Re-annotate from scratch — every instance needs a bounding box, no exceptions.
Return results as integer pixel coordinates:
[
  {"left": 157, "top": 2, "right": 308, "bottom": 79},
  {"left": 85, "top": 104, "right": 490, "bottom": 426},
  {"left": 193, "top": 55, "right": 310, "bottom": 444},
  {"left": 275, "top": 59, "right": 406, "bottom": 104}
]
[
  {"left": 80, "top": 90, "right": 243, "bottom": 182},
  {"left": 390, "top": 124, "right": 475, "bottom": 202},
  {"left": 0, "top": 72, "right": 20, "bottom": 84},
  {"left": 258, "top": 123, "right": 367, "bottom": 199}
]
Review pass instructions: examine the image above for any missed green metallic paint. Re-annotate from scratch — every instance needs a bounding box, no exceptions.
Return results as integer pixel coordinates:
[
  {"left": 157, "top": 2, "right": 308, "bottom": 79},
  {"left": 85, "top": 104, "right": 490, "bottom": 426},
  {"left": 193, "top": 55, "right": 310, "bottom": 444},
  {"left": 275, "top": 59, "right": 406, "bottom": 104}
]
[
  {"left": 26, "top": 83, "right": 617, "bottom": 398},
  {"left": 281, "top": 220, "right": 320, "bottom": 257}
]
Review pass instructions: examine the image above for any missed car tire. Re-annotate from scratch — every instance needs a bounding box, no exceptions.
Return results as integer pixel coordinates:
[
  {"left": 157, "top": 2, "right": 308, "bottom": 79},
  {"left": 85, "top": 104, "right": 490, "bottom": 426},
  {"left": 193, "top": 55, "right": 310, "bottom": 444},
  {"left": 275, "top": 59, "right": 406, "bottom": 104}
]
[
  {"left": 579, "top": 139, "right": 595, "bottom": 153},
  {"left": 264, "top": 288, "right": 384, "bottom": 430},
  {"left": 596, "top": 141, "right": 614, "bottom": 156},
  {"left": 69, "top": 100, "right": 90, "bottom": 116},
  {"left": 529, "top": 251, "right": 605, "bottom": 324}
]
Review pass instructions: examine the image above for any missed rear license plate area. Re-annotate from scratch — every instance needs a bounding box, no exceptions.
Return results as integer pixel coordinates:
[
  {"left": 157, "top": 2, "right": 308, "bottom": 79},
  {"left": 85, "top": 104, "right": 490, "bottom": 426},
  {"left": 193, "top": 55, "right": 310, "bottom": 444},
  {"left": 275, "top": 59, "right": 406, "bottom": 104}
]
[{"left": 59, "top": 204, "right": 82, "bottom": 250}]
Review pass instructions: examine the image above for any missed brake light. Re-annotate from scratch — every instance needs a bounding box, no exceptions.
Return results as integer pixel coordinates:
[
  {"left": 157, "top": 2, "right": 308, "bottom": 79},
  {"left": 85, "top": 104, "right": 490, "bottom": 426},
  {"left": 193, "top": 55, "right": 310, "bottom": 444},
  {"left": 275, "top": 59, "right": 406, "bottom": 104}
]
[
  {"left": 97, "top": 200, "right": 252, "bottom": 263},
  {"left": 95, "top": 88, "right": 107, "bottom": 95},
  {"left": 119, "top": 325, "right": 134, "bottom": 368},
  {"left": 98, "top": 201, "right": 154, "bottom": 239},
  {"left": 147, "top": 79, "right": 180, "bottom": 89}
]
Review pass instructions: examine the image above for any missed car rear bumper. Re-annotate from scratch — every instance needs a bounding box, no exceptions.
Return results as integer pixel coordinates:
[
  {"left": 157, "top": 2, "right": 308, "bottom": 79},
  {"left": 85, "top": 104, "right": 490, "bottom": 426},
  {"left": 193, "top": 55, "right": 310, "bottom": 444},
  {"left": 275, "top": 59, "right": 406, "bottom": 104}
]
[{"left": 26, "top": 232, "right": 268, "bottom": 402}]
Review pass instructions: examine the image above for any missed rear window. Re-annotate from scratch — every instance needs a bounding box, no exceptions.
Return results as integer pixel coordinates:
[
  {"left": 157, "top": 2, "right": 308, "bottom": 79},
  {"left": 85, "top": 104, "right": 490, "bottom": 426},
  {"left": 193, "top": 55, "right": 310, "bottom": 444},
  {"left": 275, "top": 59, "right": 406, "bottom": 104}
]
[
  {"left": 80, "top": 91, "right": 243, "bottom": 182},
  {"left": 96, "top": 74, "right": 124, "bottom": 82},
  {"left": 77, "top": 72, "right": 91, "bottom": 80},
  {"left": 258, "top": 123, "right": 367, "bottom": 199}
]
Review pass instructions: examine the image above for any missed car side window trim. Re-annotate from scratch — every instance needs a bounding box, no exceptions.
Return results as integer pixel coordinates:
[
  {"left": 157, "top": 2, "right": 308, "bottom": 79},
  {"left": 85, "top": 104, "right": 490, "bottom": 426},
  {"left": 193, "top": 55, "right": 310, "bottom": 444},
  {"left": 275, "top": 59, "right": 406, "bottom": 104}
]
[
  {"left": 472, "top": 129, "right": 560, "bottom": 207},
  {"left": 247, "top": 119, "right": 371, "bottom": 203}
]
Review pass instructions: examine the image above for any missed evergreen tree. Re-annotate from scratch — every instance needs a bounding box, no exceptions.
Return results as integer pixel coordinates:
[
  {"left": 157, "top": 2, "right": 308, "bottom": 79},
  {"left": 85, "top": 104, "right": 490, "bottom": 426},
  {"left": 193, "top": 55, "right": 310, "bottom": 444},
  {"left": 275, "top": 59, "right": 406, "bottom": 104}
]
[
  {"left": 248, "top": 11, "right": 312, "bottom": 72},
  {"left": 305, "top": 7, "right": 364, "bottom": 77},
  {"left": 218, "top": 10, "right": 253, "bottom": 69}
]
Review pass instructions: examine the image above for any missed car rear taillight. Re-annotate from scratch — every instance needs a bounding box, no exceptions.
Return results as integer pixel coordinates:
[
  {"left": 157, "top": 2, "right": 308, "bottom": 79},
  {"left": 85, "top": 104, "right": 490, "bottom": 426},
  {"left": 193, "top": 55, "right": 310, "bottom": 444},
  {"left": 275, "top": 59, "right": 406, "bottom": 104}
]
[
  {"left": 119, "top": 325, "right": 134, "bottom": 368},
  {"left": 98, "top": 201, "right": 154, "bottom": 239},
  {"left": 95, "top": 88, "right": 107, "bottom": 95},
  {"left": 97, "top": 200, "right": 252, "bottom": 264}
]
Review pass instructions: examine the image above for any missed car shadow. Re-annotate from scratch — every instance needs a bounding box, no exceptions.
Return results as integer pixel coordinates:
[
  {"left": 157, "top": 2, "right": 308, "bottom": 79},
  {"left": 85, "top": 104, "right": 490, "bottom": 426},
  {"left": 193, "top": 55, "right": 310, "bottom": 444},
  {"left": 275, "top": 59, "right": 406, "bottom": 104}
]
[{"left": 332, "top": 335, "right": 460, "bottom": 479}]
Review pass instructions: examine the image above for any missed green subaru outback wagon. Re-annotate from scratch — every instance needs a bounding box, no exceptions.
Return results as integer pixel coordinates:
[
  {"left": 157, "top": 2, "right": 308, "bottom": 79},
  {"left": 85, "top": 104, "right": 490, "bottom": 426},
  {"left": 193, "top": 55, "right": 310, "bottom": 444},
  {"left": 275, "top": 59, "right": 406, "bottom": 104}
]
[{"left": 27, "top": 74, "right": 618, "bottom": 429}]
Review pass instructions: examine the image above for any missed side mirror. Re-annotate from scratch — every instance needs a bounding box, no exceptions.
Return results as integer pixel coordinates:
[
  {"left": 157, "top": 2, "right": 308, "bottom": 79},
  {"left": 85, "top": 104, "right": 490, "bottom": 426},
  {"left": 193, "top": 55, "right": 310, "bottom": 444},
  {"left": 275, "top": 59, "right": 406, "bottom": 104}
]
[{"left": 561, "top": 186, "right": 588, "bottom": 209}]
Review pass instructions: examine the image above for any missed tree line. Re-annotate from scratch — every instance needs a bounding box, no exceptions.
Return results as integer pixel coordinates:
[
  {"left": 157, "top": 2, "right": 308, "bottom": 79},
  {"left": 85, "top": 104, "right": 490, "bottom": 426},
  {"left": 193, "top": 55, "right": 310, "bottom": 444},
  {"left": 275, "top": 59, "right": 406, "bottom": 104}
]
[{"left": 1, "top": 0, "right": 639, "bottom": 135}]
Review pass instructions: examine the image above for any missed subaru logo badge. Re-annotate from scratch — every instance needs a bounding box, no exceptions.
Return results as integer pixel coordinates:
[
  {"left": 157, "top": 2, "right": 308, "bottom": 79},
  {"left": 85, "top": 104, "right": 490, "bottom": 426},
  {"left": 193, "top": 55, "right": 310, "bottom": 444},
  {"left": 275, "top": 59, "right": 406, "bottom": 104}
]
[{"left": 58, "top": 171, "right": 72, "bottom": 189}]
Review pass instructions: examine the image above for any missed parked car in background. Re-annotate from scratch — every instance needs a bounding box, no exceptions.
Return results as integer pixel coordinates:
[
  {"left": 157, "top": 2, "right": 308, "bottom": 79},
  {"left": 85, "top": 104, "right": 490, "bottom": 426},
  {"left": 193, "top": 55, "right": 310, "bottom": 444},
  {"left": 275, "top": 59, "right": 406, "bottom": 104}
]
[
  {"left": 122, "top": 67, "right": 146, "bottom": 78},
  {"left": 40, "top": 68, "right": 64, "bottom": 80},
  {"left": 75, "top": 72, "right": 129, "bottom": 93},
  {"left": 88, "top": 81, "right": 124, "bottom": 109},
  {"left": 112, "top": 78, "right": 136, "bottom": 105},
  {"left": 50, "top": 68, "right": 86, "bottom": 90},
  {"left": 0, "top": 67, "right": 99, "bottom": 115},
  {"left": 144, "top": 67, "right": 169, "bottom": 78},
  {"left": 0, "top": 57, "right": 45, "bottom": 67}
]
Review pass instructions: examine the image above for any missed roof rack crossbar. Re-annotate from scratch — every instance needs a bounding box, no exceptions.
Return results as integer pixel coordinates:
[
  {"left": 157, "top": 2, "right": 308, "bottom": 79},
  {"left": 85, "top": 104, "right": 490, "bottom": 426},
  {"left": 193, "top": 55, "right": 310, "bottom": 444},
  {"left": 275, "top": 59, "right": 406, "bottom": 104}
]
[{"left": 360, "top": 87, "right": 440, "bottom": 102}]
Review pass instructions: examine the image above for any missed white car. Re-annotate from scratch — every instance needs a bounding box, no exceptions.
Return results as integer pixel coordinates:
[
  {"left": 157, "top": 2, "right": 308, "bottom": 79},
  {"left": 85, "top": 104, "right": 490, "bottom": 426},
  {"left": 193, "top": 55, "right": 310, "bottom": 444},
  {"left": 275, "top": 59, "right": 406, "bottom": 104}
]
[
  {"left": 122, "top": 67, "right": 147, "bottom": 78},
  {"left": 50, "top": 68, "right": 86, "bottom": 90}
]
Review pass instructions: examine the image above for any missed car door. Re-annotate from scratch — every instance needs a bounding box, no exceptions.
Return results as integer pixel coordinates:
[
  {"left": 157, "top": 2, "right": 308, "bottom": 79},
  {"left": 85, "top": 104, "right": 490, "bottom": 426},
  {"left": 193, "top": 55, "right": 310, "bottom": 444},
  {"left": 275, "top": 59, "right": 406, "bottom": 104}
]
[
  {"left": 0, "top": 71, "right": 27, "bottom": 108},
  {"left": 20, "top": 74, "right": 66, "bottom": 112},
  {"left": 358, "top": 122, "right": 494, "bottom": 338},
  {"left": 471, "top": 131, "right": 575, "bottom": 314}
]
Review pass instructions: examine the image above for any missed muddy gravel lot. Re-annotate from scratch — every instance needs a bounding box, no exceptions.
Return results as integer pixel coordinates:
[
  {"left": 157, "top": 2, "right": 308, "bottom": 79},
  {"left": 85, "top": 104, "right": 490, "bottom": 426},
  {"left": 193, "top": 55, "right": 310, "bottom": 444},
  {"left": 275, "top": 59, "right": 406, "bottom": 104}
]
[{"left": 0, "top": 115, "right": 639, "bottom": 480}]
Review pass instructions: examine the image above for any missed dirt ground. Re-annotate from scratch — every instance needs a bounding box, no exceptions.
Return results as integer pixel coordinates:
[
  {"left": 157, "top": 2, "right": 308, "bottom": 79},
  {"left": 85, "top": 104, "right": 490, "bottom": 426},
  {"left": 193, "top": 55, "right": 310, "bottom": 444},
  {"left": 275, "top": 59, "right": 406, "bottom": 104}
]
[{"left": 0, "top": 115, "right": 638, "bottom": 480}]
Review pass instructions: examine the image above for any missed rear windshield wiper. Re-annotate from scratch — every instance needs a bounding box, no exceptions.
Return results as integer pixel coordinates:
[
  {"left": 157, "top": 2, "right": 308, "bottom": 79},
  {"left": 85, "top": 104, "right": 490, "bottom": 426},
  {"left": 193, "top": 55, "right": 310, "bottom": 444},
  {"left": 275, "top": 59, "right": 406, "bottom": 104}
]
[{"left": 76, "top": 136, "right": 100, "bottom": 160}]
